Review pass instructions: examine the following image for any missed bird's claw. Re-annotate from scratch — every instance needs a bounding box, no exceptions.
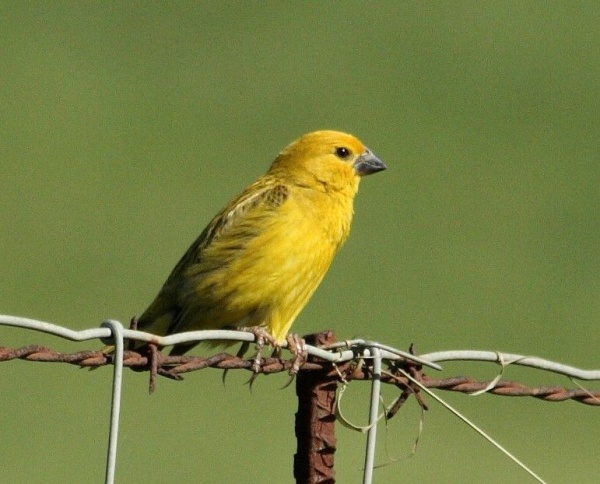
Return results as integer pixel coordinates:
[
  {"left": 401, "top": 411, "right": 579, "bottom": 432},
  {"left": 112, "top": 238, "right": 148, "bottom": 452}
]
[
  {"left": 239, "top": 328, "right": 308, "bottom": 387},
  {"left": 286, "top": 333, "right": 308, "bottom": 375},
  {"left": 238, "top": 326, "right": 279, "bottom": 382}
]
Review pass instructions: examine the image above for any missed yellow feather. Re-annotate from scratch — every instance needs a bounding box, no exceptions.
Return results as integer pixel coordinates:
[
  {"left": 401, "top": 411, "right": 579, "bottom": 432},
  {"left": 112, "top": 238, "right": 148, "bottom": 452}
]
[{"left": 136, "top": 130, "right": 386, "bottom": 354}]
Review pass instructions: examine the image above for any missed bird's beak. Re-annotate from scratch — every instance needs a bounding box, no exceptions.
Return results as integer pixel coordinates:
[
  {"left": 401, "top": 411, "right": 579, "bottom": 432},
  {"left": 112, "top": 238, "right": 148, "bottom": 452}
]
[{"left": 354, "top": 148, "right": 387, "bottom": 176}]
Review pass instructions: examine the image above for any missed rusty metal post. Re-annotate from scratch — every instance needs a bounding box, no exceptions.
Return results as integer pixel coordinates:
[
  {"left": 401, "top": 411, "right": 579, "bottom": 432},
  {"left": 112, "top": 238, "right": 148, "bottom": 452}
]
[{"left": 294, "top": 331, "right": 338, "bottom": 484}]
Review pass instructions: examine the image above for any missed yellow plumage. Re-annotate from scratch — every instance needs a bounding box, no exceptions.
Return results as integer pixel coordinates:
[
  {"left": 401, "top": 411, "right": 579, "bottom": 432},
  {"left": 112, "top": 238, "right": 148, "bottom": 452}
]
[{"left": 136, "top": 130, "right": 386, "bottom": 354}]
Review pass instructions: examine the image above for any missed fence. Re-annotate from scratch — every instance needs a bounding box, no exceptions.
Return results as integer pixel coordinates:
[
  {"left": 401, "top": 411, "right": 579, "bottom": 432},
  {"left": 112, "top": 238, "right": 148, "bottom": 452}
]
[{"left": 1, "top": 314, "right": 599, "bottom": 483}]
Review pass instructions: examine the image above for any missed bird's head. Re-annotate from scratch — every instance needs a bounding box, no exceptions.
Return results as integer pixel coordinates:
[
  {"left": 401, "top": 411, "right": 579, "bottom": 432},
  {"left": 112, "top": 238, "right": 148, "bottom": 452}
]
[{"left": 269, "top": 130, "right": 387, "bottom": 194}]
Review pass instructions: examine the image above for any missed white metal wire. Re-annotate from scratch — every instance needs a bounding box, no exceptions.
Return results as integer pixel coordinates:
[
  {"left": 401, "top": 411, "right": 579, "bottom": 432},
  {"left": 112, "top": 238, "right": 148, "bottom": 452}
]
[
  {"left": 421, "top": 350, "right": 600, "bottom": 380},
  {"left": 363, "top": 347, "right": 382, "bottom": 484},
  {"left": 100, "top": 320, "right": 124, "bottom": 484}
]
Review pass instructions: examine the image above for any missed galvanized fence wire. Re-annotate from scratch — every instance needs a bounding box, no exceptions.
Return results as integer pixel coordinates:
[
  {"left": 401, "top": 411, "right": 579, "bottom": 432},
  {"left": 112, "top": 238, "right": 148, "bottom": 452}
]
[{"left": 1, "top": 315, "right": 600, "bottom": 483}]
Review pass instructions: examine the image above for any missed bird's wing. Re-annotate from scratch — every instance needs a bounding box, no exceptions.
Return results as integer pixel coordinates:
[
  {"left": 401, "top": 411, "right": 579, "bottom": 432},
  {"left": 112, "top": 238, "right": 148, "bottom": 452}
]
[
  {"left": 200, "top": 181, "right": 290, "bottom": 252},
  {"left": 163, "top": 180, "right": 291, "bottom": 290}
]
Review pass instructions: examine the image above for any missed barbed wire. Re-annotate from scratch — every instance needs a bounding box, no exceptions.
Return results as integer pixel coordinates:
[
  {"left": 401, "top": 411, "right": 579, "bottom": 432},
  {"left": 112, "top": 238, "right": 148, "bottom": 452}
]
[
  {"left": 1, "top": 344, "right": 599, "bottom": 406},
  {"left": 1, "top": 314, "right": 599, "bottom": 484}
]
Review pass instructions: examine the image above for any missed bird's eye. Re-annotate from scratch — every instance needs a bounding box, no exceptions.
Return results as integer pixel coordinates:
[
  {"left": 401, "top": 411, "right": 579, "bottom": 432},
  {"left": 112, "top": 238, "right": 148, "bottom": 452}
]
[{"left": 335, "top": 147, "right": 351, "bottom": 159}]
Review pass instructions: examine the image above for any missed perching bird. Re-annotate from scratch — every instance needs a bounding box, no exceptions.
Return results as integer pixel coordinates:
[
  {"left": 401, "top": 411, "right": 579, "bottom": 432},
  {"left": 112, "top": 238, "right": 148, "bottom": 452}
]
[{"left": 134, "top": 130, "right": 386, "bottom": 357}]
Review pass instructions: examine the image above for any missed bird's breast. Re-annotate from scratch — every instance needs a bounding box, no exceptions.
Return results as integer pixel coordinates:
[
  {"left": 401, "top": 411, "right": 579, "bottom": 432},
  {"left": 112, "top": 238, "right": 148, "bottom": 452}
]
[{"left": 227, "top": 190, "right": 348, "bottom": 295}]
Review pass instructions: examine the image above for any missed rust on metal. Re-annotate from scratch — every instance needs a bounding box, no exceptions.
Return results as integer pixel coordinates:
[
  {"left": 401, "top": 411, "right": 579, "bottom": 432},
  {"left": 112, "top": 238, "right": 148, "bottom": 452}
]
[{"left": 294, "top": 331, "right": 338, "bottom": 484}]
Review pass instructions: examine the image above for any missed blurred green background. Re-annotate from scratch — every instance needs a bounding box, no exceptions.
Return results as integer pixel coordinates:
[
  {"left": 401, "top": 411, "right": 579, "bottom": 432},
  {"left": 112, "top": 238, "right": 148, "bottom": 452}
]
[{"left": 1, "top": 2, "right": 599, "bottom": 482}]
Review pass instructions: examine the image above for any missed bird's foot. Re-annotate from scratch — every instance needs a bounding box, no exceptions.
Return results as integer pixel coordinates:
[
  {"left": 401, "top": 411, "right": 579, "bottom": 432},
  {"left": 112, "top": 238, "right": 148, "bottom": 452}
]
[
  {"left": 239, "top": 328, "right": 307, "bottom": 387},
  {"left": 240, "top": 326, "right": 279, "bottom": 374},
  {"left": 279, "top": 333, "right": 308, "bottom": 388},
  {"left": 285, "top": 333, "right": 308, "bottom": 375}
]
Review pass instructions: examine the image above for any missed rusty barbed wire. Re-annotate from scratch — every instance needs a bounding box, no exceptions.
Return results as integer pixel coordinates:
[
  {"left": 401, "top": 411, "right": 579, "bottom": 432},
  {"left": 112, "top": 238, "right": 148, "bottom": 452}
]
[{"left": 1, "top": 344, "right": 598, "bottom": 406}]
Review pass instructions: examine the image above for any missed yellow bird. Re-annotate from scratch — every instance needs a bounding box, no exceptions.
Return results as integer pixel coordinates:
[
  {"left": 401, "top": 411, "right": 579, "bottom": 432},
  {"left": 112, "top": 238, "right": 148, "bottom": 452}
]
[{"left": 135, "top": 130, "right": 386, "bottom": 356}]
